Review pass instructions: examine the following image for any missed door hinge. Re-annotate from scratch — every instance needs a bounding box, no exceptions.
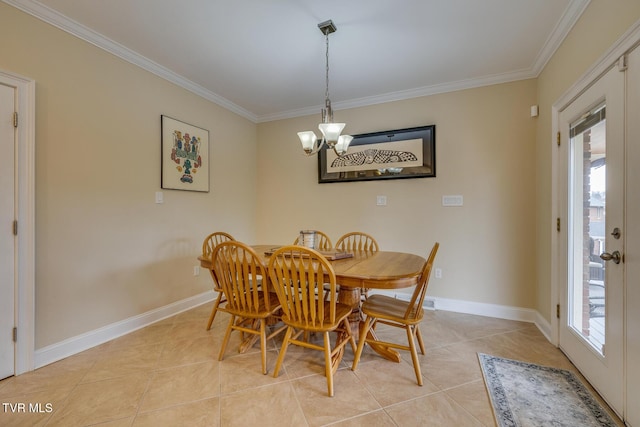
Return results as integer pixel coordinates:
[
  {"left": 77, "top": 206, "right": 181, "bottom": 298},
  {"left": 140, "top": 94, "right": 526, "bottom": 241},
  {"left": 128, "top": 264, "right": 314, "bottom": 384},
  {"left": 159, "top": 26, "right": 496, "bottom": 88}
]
[
  {"left": 618, "top": 55, "right": 628, "bottom": 72},
  {"left": 13, "top": 327, "right": 17, "bottom": 342},
  {"left": 556, "top": 304, "right": 560, "bottom": 319},
  {"left": 13, "top": 112, "right": 18, "bottom": 128},
  {"left": 13, "top": 220, "right": 18, "bottom": 236},
  {"left": 557, "top": 217, "right": 561, "bottom": 232},
  {"left": 557, "top": 131, "right": 561, "bottom": 146}
]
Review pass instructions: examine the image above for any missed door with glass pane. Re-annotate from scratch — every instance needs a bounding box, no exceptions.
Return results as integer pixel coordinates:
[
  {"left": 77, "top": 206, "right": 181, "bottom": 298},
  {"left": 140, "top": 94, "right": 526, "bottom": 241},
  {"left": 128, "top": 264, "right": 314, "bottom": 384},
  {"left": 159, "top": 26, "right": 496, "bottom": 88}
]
[{"left": 558, "top": 64, "right": 624, "bottom": 416}]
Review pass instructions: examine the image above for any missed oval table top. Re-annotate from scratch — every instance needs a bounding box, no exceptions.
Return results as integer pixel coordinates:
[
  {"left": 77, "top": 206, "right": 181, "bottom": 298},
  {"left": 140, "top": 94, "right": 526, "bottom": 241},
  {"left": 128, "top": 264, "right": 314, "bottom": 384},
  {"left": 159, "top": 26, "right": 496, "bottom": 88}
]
[{"left": 199, "top": 244, "right": 427, "bottom": 290}]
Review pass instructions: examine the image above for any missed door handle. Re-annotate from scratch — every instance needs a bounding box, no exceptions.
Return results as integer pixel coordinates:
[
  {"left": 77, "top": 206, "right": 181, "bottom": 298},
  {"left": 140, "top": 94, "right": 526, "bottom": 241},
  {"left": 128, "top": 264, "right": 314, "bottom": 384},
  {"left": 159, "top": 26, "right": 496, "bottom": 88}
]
[{"left": 600, "top": 250, "right": 622, "bottom": 264}]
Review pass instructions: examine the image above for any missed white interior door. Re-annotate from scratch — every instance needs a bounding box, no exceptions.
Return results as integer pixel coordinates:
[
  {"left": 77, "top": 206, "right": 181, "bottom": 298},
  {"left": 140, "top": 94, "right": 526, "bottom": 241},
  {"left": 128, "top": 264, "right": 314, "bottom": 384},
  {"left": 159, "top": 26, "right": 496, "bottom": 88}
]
[
  {"left": 0, "top": 83, "right": 16, "bottom": 380},
  {"left": 558, "top": 63, "right": 625, "bottom": 416}
]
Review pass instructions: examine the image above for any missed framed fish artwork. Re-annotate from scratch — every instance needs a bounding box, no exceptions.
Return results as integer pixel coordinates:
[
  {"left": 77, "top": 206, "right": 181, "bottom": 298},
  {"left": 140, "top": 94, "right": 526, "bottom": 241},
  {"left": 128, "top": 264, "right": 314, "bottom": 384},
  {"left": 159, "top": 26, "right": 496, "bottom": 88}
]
[
  {"left": 161, "top": 115, "right": 210, "bottom": 192},
  {"left": 318, "top": 125, "right": 435, "bottom": 183}
]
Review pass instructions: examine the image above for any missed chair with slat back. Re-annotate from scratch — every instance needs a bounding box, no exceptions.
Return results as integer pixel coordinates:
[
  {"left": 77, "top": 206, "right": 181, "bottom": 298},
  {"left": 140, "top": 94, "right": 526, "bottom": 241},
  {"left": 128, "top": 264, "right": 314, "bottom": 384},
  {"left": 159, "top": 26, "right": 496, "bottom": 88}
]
[
  {"left": 335, "top": 232, "right": 379, "bottom": 299},
  {"left": 202, "top": 232, "right": 235, "bottom": 330},
  {"left": 268, "top": 245, "right": 356, "bottom": 397},
  {"left": 292, "top": 230, "right": 333, "bottom": 251},
  {"left": 351, "top": 242, "right": 439, "bottom": 386},
  {"left": 212, "top": 241, "right": 286, "bottom": 374}
]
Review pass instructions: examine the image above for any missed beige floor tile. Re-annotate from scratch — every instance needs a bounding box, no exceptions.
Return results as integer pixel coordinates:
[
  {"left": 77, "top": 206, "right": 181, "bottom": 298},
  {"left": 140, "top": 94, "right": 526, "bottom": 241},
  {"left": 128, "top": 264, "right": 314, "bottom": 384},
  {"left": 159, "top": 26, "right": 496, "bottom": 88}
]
[
  {"left": 0, "top": 353, "right": 96, "bottom": 399},
  {"left": 46, "top": 372, "right": 151, "bottom": 427},
  {"left": 220, "top": 382, "right": 306, "bottom": 427},
  {"left": 133, "top": 398, "right": 220, "bottom": 427},
  {"left": 0, "top": 307, "right": 624, "bottom": 427},
  {"left": 139, "top": 360, "right": 220, "bottom": 412},
  {"left": 385, "top": 392, "right": 484, "bottom": 426},
  {"left": 219, "top": 351, "right": 287, "bottom": 394},
  {"left": 81, "top": 343, "right": 163, "bottom": 383},
  {"left": 292, "top": 368, "right": 381, "bottom": 426},
  {"left": 445, "top": 380, "right": 496, "bottom": 426},
  {"left": 352, "top": 358, "right": 440, "bottom": 407},
  {"left": 0, "top": 385, "right": 73, "bottom": 427},
  {"left": 156, "top": 335, "right": 217, "bottom": 369},
  {"left": 330, "top": 409, "right": 398, "bottom": 426},
  {"left": 420, "top": 343, "right": 483, "bottom": 390}
]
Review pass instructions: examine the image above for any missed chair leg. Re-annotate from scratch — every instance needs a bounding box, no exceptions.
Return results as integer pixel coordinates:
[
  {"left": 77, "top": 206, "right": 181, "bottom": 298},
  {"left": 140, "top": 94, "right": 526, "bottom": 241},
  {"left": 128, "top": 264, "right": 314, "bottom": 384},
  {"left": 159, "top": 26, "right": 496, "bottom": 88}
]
[
  {"left": 273, "top": 326, "right": 293, "bottom": 378},
  {"left": 406, "top": 325, "right": 423, "bottom": 386},
  {"left": 323, "top": 331, "right": 334, "bottom": 397},
  {"left": 218, "top": 315, "right": 235, "bottom": 361},
  {"left": 415, "top": 324, "right": 426, "bottom": 355},
  {"left": 206, "top": 291, "right": 224, "bottom": 330},
  {"left": 352, "top": 316, "right": 375, "bottom": 371},
  {"left": 343, "top": 318, "right": 357, "bottom": 354},
  {"left": 260, "top": 319, "right": 267, "bottom": 375}
]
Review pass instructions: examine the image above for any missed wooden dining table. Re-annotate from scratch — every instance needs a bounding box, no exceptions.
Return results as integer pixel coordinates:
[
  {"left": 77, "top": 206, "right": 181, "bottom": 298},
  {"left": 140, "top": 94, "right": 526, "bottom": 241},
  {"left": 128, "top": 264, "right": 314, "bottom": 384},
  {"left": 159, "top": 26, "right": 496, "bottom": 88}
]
[{"left": 199, "top": 244, "right": 426, "bottom": 364}]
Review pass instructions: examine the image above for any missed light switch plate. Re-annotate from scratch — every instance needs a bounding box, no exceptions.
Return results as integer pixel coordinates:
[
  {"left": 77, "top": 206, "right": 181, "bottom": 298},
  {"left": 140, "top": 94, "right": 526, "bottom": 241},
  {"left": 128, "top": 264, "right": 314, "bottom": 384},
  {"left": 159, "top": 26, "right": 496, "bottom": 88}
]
[{"left": 442, "top": 195, "right": 463, "bottom": 206}]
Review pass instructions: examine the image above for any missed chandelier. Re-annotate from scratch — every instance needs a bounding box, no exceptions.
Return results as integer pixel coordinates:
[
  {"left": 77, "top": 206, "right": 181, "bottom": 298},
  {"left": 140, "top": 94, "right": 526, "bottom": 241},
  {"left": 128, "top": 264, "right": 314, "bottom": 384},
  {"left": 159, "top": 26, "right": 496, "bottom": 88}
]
[{"left": 297, "top": 20, "right": 352, "bottom": 156}]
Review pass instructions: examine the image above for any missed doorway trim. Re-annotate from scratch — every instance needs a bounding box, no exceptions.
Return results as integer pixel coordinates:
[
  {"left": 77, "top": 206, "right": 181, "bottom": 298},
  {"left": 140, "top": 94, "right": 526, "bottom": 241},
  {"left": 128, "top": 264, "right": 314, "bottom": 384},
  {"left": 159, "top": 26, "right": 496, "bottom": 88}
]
[
  {"left": 550, "top": 21, "right": 640, "bottom": 346},
  {"left": 0, "top": 69, "right": 35, "bottom": 375}
]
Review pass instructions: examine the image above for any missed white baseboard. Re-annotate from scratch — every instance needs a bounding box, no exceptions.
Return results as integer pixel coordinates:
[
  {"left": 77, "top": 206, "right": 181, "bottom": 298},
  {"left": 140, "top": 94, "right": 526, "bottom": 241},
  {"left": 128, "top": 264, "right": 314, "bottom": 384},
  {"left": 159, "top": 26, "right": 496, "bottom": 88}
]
[
  {"left": 34, "top": 291, "right": 215, "bottom": 369},
  {"left": 33, "top": 290, "right": 556, "bottom": 370},
  {"left": 374, "top": 290, "right": 551, "bottom": 338}
]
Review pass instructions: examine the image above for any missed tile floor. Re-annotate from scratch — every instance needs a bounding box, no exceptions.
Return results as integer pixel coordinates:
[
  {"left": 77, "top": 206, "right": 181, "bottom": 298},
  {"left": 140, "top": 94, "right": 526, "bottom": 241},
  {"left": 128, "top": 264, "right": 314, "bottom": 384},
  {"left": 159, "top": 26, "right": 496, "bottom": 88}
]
[{"left": 0, "top": 304, "right": 624, "bottom": 426}]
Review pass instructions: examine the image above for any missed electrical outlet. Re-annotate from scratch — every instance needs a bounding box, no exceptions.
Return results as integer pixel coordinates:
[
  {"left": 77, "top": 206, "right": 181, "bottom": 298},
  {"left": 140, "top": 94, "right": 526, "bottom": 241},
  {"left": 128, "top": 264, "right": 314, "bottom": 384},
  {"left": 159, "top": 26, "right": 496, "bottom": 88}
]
[
  {"left": 435, "top": 268, "right": 442, "bottom": 279},
  {"left": 193, "top": 266, "right": 200, "bottom": 276}
]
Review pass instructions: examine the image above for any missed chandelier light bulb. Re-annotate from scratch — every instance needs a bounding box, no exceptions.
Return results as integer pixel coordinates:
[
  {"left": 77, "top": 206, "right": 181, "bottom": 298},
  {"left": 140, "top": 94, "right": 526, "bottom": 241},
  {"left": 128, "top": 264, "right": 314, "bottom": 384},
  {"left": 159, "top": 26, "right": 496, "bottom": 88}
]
[
  {"left": 297, "top": 131, "right": 318, "bottom": 154},
  {"left": 318, "top": 122, "right": 345, "bottom": 146},
  {"left": 334, "top": 134, "right": 353, "bottom": 156}
]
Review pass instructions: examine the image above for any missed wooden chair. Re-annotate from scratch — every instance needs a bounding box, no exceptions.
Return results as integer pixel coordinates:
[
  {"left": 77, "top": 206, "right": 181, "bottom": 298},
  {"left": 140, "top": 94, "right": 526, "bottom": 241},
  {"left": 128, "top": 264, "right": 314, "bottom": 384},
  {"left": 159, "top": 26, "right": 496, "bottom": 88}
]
[
  {"left": 335, "top": 232, "right": 379, "bottom": 299},
  {"left": 351, "top": 242, "right": 439, "bottom": 386},
  {"left": 335, "top": 231, "right": 379, "bottom": 252},
  {"left": 292, "top": 230, "right": 333, "bottom": 250},
  {"left": 268, "top": 245, "right": 356, "bottom": 397},
  {"left": 202, "top": 232, "right": 235, "bottom": 330},
  {"left": 212, "top": 241, "right": 285, "bottom": 374}
]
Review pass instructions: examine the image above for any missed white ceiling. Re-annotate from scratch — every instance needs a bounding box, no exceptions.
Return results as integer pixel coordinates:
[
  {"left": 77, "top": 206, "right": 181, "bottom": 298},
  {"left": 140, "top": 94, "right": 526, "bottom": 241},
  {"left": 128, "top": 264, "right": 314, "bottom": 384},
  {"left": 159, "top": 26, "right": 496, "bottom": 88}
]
[{"left": 5, "top": 0, "right": 590, "bottom": 122}]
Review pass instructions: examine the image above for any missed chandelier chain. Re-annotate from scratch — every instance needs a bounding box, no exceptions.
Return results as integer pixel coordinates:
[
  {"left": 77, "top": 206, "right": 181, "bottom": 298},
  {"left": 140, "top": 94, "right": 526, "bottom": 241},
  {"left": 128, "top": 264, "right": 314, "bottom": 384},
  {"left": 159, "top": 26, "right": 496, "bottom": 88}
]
[{"left": 325, "top": 31, "right": 330, "bottom": 104}]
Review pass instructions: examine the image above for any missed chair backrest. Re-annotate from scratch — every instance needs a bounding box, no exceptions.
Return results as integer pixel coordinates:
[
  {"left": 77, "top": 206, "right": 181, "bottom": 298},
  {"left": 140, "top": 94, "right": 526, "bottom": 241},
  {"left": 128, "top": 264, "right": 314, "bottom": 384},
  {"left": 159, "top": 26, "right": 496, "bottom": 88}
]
[
  {"left": 202, "top": 232, "right": 235, "bottom": 257},
  {"left": 212, "top": 241, "right": 275, "bottom": 314},
  {"left": 268, "top": 245, "right": 338, "bottom": 328},
  {"left": 292, "top": 230, "right": 333, "bottom": 251},
  {"left": 404, "top": 242, "right": 439, "bottom": 320},
  {"left": 335, "top": 232, "right": 379, "bottom": 252}
]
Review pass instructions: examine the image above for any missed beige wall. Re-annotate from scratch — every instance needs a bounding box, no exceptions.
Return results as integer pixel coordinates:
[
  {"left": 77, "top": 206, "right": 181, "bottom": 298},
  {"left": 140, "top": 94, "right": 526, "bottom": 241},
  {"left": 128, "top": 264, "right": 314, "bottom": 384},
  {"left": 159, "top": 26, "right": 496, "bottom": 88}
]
[
  {"left": 535, "top": 1, "right": 640, "bottom": 323},
  {"left": 3, "top": 0, "right": 638, "bottom": 352},
  {"left": 0, "top": 3, "right": 258, "bottom": 348},
  {"left": 257, "top": 80, "right": 538, "bottom": 307}
]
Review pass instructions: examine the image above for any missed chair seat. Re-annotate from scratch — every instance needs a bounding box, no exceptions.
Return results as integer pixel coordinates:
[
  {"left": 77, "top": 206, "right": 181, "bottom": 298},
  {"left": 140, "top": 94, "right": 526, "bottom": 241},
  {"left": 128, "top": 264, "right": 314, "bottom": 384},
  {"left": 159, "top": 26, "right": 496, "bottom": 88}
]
[
  {"left": 282, "top": 302, "right": 352, "bottom": 332},
  {"left": 362, "top": 294, "right": 422, "bottom": 325},
  {"left": 219, "top": 292, "right": 281, "bottom": 319}
]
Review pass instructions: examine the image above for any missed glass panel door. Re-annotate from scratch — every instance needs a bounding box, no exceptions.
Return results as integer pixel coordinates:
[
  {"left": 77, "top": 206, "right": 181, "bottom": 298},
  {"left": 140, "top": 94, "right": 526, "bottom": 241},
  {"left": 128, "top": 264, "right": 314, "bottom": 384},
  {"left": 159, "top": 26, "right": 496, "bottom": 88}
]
[{"left": 568, "top": 104, "right": 606, "bottom": 354}]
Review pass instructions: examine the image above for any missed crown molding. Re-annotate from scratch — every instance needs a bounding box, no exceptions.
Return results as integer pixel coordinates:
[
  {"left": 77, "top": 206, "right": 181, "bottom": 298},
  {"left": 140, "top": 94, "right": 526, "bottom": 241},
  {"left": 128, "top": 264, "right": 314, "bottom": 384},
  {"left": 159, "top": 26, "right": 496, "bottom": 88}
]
[
  {"left": 257, "top": 67, "right": 537, "bottom": 123},
  {"left": 4, "top": 0, "right": 589, "bottom": 124},
  {"left": 530, "top": 0, "right": 591, "bottom": 75},
  {"left": 3, "top": 0, "right": 259, "bottom": 123}
]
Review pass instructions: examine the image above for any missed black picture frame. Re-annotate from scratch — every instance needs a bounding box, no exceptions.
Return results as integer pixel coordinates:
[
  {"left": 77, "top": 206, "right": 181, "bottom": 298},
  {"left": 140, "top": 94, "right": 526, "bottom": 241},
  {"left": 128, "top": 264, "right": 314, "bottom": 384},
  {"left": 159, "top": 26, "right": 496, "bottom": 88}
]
[{"left": 318, "top": 125, "right": 436, "bottom": 183}]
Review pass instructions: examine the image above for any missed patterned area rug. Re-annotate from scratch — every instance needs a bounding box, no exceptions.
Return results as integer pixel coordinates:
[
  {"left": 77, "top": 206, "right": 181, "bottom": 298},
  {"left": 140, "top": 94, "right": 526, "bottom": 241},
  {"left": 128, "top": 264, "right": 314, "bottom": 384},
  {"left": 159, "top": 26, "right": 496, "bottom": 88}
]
[{"left": 478, "top": 353, "right": 617, "bottom": 427}]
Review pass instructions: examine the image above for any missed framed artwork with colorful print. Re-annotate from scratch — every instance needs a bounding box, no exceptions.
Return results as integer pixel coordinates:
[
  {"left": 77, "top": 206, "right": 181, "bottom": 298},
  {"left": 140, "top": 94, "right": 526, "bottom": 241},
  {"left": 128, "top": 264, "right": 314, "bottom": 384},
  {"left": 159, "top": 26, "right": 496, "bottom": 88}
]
[{"left": 161, "top": 115, "right": 210, "bottom": 192}]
